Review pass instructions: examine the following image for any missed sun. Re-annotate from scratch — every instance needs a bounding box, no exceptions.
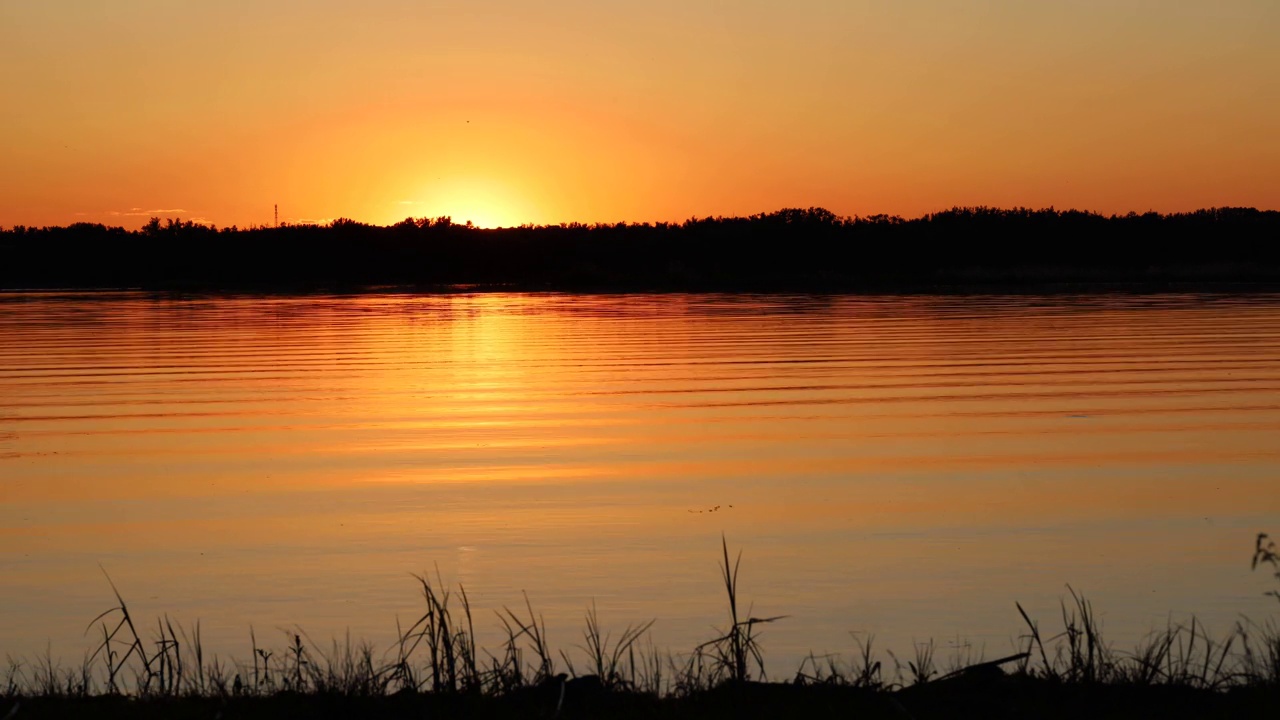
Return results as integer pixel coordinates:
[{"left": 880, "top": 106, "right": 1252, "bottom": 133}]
[{"left": 401, "top": 177, "right": 533, "bottom": 229}]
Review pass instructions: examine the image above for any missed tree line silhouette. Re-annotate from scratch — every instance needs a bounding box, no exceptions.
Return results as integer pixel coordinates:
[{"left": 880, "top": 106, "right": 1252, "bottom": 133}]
[{"left": 2, "top": 207, "right": 1278, "bottom": 290}]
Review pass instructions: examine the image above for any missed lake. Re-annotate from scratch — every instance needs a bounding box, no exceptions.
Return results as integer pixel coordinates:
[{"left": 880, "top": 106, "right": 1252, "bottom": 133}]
[{"left": 2, "top": 291, "right": 1278, "bottom": 675}]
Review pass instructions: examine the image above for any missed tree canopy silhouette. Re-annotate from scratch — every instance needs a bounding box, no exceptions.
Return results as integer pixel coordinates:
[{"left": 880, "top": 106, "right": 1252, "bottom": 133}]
[{"left": 2, "top": 207, "right": 1278, "bottom": 290}]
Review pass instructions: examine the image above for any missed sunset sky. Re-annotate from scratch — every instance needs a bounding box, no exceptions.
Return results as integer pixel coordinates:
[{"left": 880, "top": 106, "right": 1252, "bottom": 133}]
[{"left": 2, "top": 1, "right": 1277, "bottom": 229}]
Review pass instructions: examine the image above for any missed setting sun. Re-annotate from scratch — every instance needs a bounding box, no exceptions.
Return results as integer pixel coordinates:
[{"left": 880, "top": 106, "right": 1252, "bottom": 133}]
[
  {"left": 4, "top": 1, "right": 1276, "bottom": 230},
  {"left": 398, "top": 176, "right": 533, "bottom": 229}
]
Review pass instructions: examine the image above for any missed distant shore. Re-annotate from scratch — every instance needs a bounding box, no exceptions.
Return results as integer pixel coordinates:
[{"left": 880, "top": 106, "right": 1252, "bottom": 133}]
[{"left": 3, "top": 206, "right": 1279, "bottom": 293}]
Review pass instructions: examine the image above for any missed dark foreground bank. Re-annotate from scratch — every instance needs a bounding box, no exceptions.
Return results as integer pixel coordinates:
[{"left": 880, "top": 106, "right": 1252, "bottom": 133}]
[
  {"left": 7, "top": 681, "right": 1279, "bottom": 720},
  {"left": 2, "top": 206, "right": 1279, "bottom": 291},
  {"left": 5, "top": 538, "right": 1280, "bottom": 719}
]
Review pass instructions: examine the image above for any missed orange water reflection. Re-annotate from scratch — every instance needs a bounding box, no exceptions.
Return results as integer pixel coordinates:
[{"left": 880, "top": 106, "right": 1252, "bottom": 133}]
[{"left": 2, "top": 293, "right": 1279, "bottom": 670}]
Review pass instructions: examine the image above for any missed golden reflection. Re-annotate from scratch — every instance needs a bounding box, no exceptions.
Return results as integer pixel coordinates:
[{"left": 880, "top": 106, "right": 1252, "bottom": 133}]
[{"left": 3, "top": 294, "right": 1280, "bottom": 664}]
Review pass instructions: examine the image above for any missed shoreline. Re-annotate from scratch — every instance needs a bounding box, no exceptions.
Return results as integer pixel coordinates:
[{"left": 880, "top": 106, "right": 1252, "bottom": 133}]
[
  {"left": 5, "top": 206, "right": 1280, "bottom": 295},
  {"left": 6, "top": 278, "right": 1280, "bottom": 296},
  {"left": 4, "top": 542, "right": 1277, "bottom": 718}
]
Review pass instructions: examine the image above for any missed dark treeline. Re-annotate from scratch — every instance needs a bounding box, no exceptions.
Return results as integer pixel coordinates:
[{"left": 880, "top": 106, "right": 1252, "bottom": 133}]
[{"left": 2, "top": 206, "right": 1279, "bottom": 291}]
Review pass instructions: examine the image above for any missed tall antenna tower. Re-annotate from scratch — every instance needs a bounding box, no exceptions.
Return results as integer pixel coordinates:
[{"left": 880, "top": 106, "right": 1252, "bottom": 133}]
[{"left": 274, "top": 204, "right": 279, "bottom": 228}]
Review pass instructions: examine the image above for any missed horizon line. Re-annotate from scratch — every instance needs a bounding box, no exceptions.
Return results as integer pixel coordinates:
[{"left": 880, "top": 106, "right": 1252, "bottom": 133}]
[{"left": 5, "top": 204, "right": 1279, "bottom": 233}]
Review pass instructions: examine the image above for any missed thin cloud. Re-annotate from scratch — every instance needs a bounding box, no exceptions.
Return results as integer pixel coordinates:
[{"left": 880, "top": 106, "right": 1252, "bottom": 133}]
[{"left": 106, "top": 207, "right": 189, "bottom": 217}]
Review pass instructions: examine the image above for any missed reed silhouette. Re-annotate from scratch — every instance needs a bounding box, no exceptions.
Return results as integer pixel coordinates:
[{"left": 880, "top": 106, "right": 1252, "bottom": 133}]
[
  {"left": 1256, "top": 533, "right": 1280, "bottom": 605},
  {"left": 3, "top": 207, "right": 1279, "bottom": 291},
  {"left": 2, "top": 536, "right": 1278, "bottom": 719}
]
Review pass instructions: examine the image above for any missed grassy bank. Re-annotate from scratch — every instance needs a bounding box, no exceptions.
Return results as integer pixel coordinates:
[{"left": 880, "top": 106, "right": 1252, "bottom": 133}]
[{"left": 4, "top": 538, "right": 1279, "bottom": 718}]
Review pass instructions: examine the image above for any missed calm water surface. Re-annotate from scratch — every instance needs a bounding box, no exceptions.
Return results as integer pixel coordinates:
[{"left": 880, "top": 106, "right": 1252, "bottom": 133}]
[{"left": 2, "top": 292, "right": 1279, "bottom": 671}]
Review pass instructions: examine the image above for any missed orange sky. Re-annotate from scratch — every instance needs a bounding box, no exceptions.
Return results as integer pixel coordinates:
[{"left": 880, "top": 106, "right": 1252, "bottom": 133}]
[{"left": 1, "top": 1, "right": 1277, "bottom": 229}]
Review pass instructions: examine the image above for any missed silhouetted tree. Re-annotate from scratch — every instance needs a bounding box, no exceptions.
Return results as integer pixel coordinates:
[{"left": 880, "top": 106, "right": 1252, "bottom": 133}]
[{"left": 2, "top": 207, "right": 1278, "bottom": 290}]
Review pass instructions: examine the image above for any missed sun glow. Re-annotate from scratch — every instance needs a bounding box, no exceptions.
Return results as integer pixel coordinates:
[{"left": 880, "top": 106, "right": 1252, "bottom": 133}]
[
  {"left": 1, "top": 2, "right": 1277, "bottom": 230},
  {"left": 401, "top": 177, "right": 533, "bottom": 229}
]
